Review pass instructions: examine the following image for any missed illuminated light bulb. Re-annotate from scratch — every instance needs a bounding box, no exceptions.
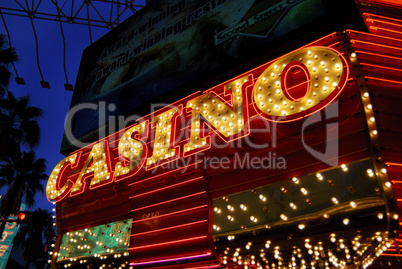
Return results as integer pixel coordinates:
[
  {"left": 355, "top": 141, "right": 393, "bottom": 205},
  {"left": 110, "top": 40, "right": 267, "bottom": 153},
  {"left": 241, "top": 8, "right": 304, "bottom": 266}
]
[
  {"left": 351, "top": 52, "right": 356, "bottom": 58},
  {"left": 340, "top": 164, "right": 348, "bottom": 172},
  {"left": 268, "top": 98, "right": 273, "bottom": 103},
  {"left": 393, "top": 213, "right": 399, "bottom": 220},
  {"left": 343, "top": 218, "right": 350, "bottom": 225},
  {"left": 381, "top": 168, "right": 387, "bottom": 174},
  {"left": 384, "top": 181, "right": 392, "bottom": 188},
  {"left": 313, "top": 91, "right": 317, "bottom": 96},
  {"left": 262, "top": 77, "right": 266, "bottom": 81},
  {"left": 282, "top": 111, "right": 286, "bottom": 116},
  {"left": 372, "top": 130, "right": 378, "bottom": 135},
  {"left": 321, "top": 61, "right": 325, "bottom": 66},
  {"left": 250, "top": 216, "right": 257, "bottom": 222},
  {"left": 312, "top": 66, "right": 317, "bottom": 72},
  {"left": 292, "top": 177, "right": 299, "bottom": 184},
  {"left": 271, "top": 72, "right": 275, "bottom": 77},
  {"left": 307, "top": 50, "right": 312, "bottom": 55},
  {"left": 332, "top": 82, "right": 338, "bottom": 87},
  {"left": 307, "top": 60, "right": 312, "bottom": 65},
  {"left": 325, "top": 76, "right": 329, "bottom": 82},
  {"left": 366, "top": 104, "right": 373, "bottom": 110},
  {"left": 276, "top": 89, "right": 281, "bottom": 94},
  {"left": 316, "top": 173, "right": 323, "bottom": 180},
  {"left": 289, "top": 202, "right": 297, "bottom": 209},
  {"left": 377, "top": 213, "right": 384, "bottom": 219},
  {"left": 335, "top": 63, "right": 340, "bottom": 69},
  {"left": 331, "top": 197, "right": 339, "bottom": 204},
  {"left": 300, "top": 106, "right": 304, "bottom": 111},
  {"left": 369, "top": 117, "right": 375, "bottom": 123},
  {"left": 240, "top": 204, "right": 247, "bottom": 210},
  {"left": 350, "top": 201, "right": 356, "bottom": 208},
  {"left": 300, "top": 188, "right": 308, "bottom": 195},
  {"left": 280, "top": 214, "right": 288, "bottom": 220},
  {"left": 259, "top": 194, "right": 267, "bottom": 201},
  {"left": 363, "top": 92, "right": 369, "bottom": 98},
  {"left": 366, "top": 169, "right": 374, "bottom": 177},
  {"left": 307, "top": 99, "right": 312, "bottom": 104}
]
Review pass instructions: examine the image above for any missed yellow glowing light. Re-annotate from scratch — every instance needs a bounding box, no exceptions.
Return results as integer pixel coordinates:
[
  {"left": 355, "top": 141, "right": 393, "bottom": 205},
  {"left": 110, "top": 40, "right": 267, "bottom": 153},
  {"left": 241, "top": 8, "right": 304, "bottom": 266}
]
[
  {"left": 72, "top": 142, "right": 111, "bottom": 194},
  {"left": 46, "top": 153, "right": 78, "bottom": 200},
  {"left": 147, "top": 107, "right": 178, "bottom": 166},
  {"left": 184, "top": 76, "right": 247, "bottom": 154},
  {"left": 253, "top": 47, "right": 344, "bottom": 118},
  {"left": 114, "top": 122, "right": 146, "bottom": 178}
]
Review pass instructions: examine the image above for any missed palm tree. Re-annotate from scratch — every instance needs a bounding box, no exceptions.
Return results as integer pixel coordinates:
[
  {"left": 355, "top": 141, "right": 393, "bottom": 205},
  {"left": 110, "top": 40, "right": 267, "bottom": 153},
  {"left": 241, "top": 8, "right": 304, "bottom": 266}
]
[
  {"left": 0, "top": 90, "right": 43, "bottom": 160},
  {"left": 13, "top": 208, "right": 55, "bottom": 269},
  {"left": 0, "top": 34, "right": 18, "bottom": 96},
  {"left": 0, "top": 151, "right": 47, "bottom": 236}
]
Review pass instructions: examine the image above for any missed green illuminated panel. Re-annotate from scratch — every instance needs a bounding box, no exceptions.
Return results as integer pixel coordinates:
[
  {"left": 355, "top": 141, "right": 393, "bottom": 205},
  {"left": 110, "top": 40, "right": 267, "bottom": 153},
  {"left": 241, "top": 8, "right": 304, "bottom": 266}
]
[
  {"left": 57, "top": 219, "right": 132, "bottom": 261},
  {"left": 212, "top": 160, "right": 384, "bottom": 235},
  {"left": 212, "top": 159, "right": 394, "bottom": 268}
]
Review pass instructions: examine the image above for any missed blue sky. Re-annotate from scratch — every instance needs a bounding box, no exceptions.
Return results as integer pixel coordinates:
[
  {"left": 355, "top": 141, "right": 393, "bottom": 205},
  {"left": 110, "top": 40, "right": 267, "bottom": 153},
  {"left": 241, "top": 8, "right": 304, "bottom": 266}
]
[{"left": 0, "top": 5, "right": 115, "bottom": 212}]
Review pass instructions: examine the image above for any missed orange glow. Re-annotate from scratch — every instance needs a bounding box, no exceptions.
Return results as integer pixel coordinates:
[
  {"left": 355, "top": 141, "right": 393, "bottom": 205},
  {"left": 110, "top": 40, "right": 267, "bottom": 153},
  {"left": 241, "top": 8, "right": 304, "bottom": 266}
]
[
  {"left": 350, "top": 39, "right": 402, "bottom": 51},
  {"left": 131, "top": 220, "right": 207, "bottom": 237},
  {"left": 364, "top": 76, "right": 402, "bottom": 85},
  {"left": 130, "top": 191, "right": 206, "bottom": 212},
  {"left": 282, "top": 61, "right": 310, "bottom": 102},
  {"left": 370, "top": 26, "right": 402, "bottom": 35},
  {"left": 354, "top": 50, "right": 402, "bottom": 61},
  {"left": 130, "top": 253, "right": 212, "bottom": 267},
  {"left": 129, "top": 176, "right": 203, "bottom": 199},
  {"left": 132, "top": 205, "right": 208, "bottom": 224},
  {"left": 128, "top": 235, "right": 207, "bottom": 250},
  {"left": 386, "top": 162, "right": 402, "bottom": 167},
  {"left": 360, "top": 62, "right": 402, "bottom": 72},
  {"left": 127, "top": 161, "right": 203, "bottom": 187},
  {"left": 363, "top": 13, "right": 402, "bottom": 24}
]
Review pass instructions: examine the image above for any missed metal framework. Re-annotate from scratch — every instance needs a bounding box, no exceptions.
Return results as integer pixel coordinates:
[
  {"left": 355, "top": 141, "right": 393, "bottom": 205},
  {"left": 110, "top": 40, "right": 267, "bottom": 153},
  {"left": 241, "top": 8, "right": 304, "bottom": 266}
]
[{"left": 0, "top": 0, "right": 147, "bottom": 90}]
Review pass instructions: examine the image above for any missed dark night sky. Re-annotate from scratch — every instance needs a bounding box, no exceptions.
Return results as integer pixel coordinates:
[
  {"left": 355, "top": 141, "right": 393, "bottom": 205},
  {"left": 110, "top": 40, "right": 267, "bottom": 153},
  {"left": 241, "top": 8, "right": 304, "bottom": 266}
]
[{"left": 0, "top": 3, "right": 132, "bottom": 212}]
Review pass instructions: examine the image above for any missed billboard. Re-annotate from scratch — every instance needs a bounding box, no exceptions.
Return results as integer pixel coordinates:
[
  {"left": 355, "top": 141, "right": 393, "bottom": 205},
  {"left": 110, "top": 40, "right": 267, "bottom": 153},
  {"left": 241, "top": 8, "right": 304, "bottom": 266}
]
[{"left": 61, "top": 0, "right": 363, "bottom": 154}]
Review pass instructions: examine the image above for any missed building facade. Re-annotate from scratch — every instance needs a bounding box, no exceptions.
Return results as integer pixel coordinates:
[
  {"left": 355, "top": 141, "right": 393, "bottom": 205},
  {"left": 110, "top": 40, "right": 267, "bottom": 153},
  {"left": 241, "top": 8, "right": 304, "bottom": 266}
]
[{"left": 46, "top": 0, "right": 402, "bottom": 268}]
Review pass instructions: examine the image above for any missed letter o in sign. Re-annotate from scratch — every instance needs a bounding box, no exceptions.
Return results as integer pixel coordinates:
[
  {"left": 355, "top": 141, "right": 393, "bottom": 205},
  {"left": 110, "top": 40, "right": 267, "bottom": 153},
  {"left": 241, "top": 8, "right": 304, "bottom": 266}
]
[{"left": 253, "top": 47, "right": 348, "bottom": 122}]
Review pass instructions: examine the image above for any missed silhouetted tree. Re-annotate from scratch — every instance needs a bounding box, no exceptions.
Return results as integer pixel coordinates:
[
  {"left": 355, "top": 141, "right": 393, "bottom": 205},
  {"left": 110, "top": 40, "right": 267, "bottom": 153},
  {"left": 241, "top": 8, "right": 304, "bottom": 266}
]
[
  {"left": 0, "top": 34, "right": 18, "bottom": 96},
  {"left": 0, "top": 90, "right": 43, "bottom": 160},
  {"left": 0, "top": 151, "right": 47, "bottom": 236},
  {"left": 13, "top": 208, "right": 55, "bottom": 269}
]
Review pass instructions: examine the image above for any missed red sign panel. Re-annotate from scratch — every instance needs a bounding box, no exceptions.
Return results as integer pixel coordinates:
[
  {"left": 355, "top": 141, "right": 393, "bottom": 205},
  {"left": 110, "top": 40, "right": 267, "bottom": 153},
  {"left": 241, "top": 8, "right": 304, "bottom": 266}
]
[{"left": 47, "top": 34, "right": 351, "bottom": 204}]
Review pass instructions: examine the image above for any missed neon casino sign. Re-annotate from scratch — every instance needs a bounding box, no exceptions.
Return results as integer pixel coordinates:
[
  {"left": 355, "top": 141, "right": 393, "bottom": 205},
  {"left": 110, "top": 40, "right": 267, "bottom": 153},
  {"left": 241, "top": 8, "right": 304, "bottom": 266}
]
[{"left": 46, "top": 46, "right": 349, "bottom": 202}]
